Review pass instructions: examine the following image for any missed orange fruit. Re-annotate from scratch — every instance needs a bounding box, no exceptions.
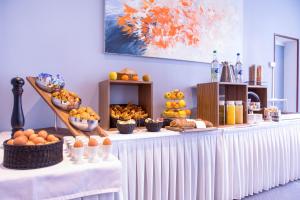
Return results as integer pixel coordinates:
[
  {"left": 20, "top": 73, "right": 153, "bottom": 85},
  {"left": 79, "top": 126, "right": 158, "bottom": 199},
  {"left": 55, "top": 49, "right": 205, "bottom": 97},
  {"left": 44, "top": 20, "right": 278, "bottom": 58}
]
[
  {"left": 121, "top": 74, "right": 129, "bottom": 81},
  {"left": 74, "top": 140, "right": 83, "bottom": 148},
  {"left": 142, "top": 74, "right": 150, "bottom": 82},
  {"left": 7, "top": 139, "right": 14, "bottom": 145},
  {"left": 88, "top": 138, "right": 98, "bottom": 146},
  {"left": 103, "top": 137, "right": 112, "bottom": 145},
  {"left": 132, "top": 75, "right": 139, "bottom": 81},
  {"left": 185, "top": 109, "right": 192, "bottom": 116},
  {"left": 14, "top": 136, "right": 28, "bottom": 145},
  {"left": 13, "top": 130, "right": 24, "bottom": 138},
  {"left": 47, "top": 135, "right": 59, "bottom": 142},
  {"left": 38, "top": 130, "right": 48, "bottom": 139},
  {"left": 29, "top": 134, "right": 38, "bottom": 141}
]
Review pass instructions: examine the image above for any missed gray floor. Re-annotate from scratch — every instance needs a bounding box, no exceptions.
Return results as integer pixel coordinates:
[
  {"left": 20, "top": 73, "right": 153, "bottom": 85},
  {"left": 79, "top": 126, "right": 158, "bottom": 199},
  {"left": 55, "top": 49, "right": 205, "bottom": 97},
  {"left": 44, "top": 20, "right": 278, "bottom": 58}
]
[{"left": 243, "top": 180, "right": 300, "bottom": 200}]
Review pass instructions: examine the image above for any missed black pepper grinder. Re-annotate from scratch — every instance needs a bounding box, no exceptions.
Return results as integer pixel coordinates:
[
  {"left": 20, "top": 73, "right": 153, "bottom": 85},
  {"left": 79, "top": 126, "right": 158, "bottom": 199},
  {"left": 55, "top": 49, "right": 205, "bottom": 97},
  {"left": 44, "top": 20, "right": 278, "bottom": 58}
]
[{"left": 11, "top": 77, "right": 25, "bottom": 136}]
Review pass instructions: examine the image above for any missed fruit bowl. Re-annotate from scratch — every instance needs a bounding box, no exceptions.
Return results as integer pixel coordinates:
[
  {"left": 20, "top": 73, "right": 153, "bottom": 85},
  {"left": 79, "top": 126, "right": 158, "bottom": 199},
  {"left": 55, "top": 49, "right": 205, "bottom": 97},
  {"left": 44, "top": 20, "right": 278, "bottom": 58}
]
[
  {"left": 116, "top": 120, "right": 136, "bottom": 134},
  {"left": 145, "top": 119, "right": 163, "bottom": 132},
  {"left": 69, "top": 116, "right": 99, "bottom": 132},
  {"left": 52, "top": 97, "right": 81, "bottom": 111},
  {"left": 35, "top": 73, "right": 65, "bottom": 93}
]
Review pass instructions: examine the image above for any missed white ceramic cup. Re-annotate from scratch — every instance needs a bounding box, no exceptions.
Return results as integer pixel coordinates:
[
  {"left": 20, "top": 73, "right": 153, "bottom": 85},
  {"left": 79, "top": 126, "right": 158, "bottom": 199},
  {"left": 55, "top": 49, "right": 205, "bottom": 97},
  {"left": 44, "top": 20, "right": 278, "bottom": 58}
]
[
  {"left": 67, "top": 141, "right": 75, "bottom": 157},
  {"left": 88, "top": 146, "right": 99, "bottom": 162},
  {"left": 73, "top": 147, "right": 84, "bottom": 164},
  {"left": 101, "top": 144, "right": 112, "bottom": 161}
]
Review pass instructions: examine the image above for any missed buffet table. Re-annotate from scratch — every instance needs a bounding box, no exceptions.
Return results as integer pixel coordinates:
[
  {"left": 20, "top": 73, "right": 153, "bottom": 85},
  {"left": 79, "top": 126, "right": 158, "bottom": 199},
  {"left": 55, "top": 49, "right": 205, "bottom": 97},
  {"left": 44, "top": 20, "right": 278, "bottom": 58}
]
[
  {"left": 2, "top": 119, "right": 300, "bottom": 200},
  {"left": 109, "top": 129, "right": 220, "bottom": 200},
  {"left": 109, "top": 119, "right": 300, "bottom": 200},
  {"left": 216, "top": 120, "right": 300, "bottom": 200},
  {"left": 0, "top": 132, "right": 122, "bottom": 200}
]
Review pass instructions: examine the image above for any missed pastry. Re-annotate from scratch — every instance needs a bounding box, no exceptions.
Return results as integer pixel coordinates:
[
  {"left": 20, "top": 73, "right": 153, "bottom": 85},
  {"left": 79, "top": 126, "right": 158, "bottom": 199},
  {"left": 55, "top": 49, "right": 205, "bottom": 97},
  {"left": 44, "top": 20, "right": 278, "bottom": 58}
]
[
  {"left": 170, "top": 119, "right": 196, "bottom": 128},
  {"left": 69, "top": 107, "right": 100, "bottom": 121},
  {"left": 52, "top": 89, "right": 81, "bottom": 106},
  {"left": 110, "top": 103, "right": 148, "bottom": 121}
]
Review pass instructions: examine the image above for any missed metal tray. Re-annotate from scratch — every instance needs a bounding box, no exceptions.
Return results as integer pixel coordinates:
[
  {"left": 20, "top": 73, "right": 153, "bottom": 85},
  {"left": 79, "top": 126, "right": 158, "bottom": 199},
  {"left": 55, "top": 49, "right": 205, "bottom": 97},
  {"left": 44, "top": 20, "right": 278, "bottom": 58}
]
[
  {"left": 51, "top": 96, "right": 81, "bottom": 111},
  {"left": 69, "top": 116, "right": 99, "bottom": 132}
]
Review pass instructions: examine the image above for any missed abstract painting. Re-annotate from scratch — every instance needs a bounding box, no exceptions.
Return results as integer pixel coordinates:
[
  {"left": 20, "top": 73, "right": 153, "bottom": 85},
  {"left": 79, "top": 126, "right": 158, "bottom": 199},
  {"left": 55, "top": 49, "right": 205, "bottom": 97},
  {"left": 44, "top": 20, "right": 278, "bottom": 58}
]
[{"left": 105, "top": 0, "right": 243, "bottom": 63}]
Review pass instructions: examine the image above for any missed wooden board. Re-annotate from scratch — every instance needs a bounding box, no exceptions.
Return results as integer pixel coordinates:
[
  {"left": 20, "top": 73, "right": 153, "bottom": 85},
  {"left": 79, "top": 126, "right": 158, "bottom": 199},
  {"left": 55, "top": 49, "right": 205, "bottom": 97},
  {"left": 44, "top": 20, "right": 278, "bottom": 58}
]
[
  {"left": 27, "top": 77, "right": 107, "bottom": 137},
  {"left": 165, "top": 126, "right": 217, "bottom": 133}
]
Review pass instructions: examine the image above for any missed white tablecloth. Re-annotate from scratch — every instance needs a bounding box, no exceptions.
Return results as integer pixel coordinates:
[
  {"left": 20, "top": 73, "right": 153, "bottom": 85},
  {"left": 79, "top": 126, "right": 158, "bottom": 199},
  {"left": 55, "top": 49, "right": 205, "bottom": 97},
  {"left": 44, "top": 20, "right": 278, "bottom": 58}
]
[
  {"left": 0, "top": 132, "right": 122, "bottom": 200},
  {"left": 109, "top": 129, "right": 219, "bottom": 200},
  {"left": 216, "top": 120, "right": 300, "bottom": 200}
]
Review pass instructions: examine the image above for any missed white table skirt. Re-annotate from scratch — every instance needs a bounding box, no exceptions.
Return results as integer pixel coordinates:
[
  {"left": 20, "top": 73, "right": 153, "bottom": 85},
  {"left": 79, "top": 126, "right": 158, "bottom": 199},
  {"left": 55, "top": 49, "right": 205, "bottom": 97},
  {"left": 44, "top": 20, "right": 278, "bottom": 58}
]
[
  {"left": 0, "top": 132, "right": 122, "bottom": 200},
  {"left": 110, "top": 130, "right": 219, "bottom": 200},
  {"left": 216, "top": 120, "right": 300, "bottom": 200}
]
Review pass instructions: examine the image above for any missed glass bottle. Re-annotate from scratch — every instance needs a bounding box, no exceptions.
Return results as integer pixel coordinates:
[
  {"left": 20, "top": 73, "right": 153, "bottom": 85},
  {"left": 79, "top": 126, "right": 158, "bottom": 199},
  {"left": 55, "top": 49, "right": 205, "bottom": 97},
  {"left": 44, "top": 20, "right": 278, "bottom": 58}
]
[
  {"left": 211, "top": 50, "right": 220, "bottom": 82},
  {"left": 226, "top": 101, "right": 235, "bottom": 125},
  {"left": 219, "top": 100, "right": 225, "bottom": 125},
  {"left": 235, "top": 101, "right": 243, "bottom": 124},
  {"left": 235, "top": 53, "right": 243, "bottom": 83}
]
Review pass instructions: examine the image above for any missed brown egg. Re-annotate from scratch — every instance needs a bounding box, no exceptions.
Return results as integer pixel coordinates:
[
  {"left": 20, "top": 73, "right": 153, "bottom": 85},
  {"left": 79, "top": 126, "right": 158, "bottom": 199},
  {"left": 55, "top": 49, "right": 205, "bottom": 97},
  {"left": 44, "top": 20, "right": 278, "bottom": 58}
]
[
  {"left": 46, "top": 135, "right": 59, "bottom": 142},
  {"left": 102, "top": 137, "right": 112, "bottom": 145},
  {"left": 14, "top": 136, "right": 28, "bottom": 146},
  {"left": 32, "top": 137, "right": 45, "bottom": 145},
  {"left": 88, "top": 138, "right": 98, "bottom": 147},
  {"left": 13, "top": 130, "right": 24, "bottom": 138},
  {"left": 38, "top": 130, "right": 48, "bottom": 139},
  {"left": 7, "top": 139, "right": 14, "bottom": 145},
  {"left": 74, "top": 140, "right": 83, "bottom": 148},
  {"left": 29, "top": 134, "right": 38, "bottom": 141},
  {"left": 26, "top": 141, "right": 35, "bottom": 146},
  {"left": 24, "top": 129, "right": 35, "bottom": 137}
]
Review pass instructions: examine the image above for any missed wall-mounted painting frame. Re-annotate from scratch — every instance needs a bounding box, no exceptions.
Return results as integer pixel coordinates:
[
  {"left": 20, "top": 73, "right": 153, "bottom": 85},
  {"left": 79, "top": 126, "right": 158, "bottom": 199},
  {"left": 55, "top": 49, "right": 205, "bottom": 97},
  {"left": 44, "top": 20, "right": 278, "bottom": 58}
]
[{"left": 104, "top": 0, "right": 243, "bottom": 63}]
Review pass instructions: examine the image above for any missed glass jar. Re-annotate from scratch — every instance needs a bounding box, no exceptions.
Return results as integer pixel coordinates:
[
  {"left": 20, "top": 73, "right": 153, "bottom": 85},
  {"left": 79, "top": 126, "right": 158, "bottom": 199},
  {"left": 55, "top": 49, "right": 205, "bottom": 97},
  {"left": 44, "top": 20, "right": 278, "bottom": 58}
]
[
  {"left": 219, "top": 101, "right": 225, "bottom": 125},
  {"left": 235, "top": 101, "right": 243, "bottom": 124},
  {"left": 226, "top": 101, "right": 235, "bottom": 125}
]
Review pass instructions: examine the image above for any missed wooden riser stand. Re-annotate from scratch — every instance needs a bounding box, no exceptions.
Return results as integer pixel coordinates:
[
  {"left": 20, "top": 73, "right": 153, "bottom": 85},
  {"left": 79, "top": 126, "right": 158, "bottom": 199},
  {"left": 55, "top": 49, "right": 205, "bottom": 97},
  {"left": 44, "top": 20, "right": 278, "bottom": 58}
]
[{"left": 27, "top": 77, "right": 107, "bottom": 137}]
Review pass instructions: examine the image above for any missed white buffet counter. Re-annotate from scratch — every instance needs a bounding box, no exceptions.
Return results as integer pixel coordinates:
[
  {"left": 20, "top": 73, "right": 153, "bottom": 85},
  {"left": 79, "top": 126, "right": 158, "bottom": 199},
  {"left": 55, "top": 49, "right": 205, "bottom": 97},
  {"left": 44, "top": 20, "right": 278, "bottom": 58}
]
[
  {"left": 1, "top": 120, "right": 300, "bottom": 200},
  {"left": 0, "top": 132, "right": 122, "bottom": 200},
  {"left": 217, "top": 120, "right": 300, "bottom": 200},
  {"left": 110, "top": 129, "right": 219, "bottom": 200},
  {"left": 108, "top": 119, "right": 300, "bottom": 200}
]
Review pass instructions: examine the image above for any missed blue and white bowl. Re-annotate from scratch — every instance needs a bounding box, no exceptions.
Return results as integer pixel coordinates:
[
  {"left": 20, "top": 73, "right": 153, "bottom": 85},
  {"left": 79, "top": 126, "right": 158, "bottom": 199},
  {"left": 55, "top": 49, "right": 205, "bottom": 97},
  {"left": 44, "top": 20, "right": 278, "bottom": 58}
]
[{"left": 36, "top": 73, "right": 65, "bottom": 93}]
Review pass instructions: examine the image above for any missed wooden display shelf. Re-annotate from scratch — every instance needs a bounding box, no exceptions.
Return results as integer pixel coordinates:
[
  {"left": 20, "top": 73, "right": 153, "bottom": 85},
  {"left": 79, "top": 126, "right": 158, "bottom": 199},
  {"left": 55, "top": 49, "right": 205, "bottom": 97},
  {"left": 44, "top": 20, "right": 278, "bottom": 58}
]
[
  {"left": 99, "top": 79, "right": 153, "bottom": 130},
  {"left": 197, "top": 82, "right": 248, "bottom": 126},
  {"left": 27, "top": 77, "right": 107, "bottom": 137},
  {"left": 197, "top": 82, "right": 268, "bottom": 127}
]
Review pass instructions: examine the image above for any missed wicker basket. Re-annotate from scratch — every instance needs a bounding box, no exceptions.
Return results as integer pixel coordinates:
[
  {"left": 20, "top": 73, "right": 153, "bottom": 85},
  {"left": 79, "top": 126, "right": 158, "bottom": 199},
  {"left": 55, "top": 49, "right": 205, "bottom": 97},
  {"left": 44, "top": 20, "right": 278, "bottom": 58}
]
[
  {"left": 116, "top": 123, "right": 136, "bottom": 134},
  {"left": 3, "top": 137, "right": 63, "bottom": 170},
  {"left": 145, "top": 122, "right": 163, "bottom": 132}
]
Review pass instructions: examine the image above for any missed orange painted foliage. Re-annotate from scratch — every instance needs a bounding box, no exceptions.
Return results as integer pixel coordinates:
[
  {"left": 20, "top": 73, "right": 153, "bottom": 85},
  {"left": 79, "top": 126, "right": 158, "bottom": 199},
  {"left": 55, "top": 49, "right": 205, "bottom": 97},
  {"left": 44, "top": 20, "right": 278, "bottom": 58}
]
[{"left": 117, "top": 0, "right": 223, "bottom": 49}]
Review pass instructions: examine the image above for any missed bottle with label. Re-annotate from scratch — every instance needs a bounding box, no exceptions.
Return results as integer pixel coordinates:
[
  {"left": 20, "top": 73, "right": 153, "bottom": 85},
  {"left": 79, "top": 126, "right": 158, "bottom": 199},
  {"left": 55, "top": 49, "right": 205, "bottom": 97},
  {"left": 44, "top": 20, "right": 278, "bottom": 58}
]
[
  {"left": 219, "top": 100, "right": 225, "bottom": 125},
  {"left": 235, "top": 53, "right": 243, "bottom": 83},
  {"left": 211, "top": 50, "right": 220, "bottom": 82},
  {"left": 226, "top": 101, "right": 235, "bottom": 125},
  {"left": 235, "top": 101, "right": 243, "bottom": 124}
]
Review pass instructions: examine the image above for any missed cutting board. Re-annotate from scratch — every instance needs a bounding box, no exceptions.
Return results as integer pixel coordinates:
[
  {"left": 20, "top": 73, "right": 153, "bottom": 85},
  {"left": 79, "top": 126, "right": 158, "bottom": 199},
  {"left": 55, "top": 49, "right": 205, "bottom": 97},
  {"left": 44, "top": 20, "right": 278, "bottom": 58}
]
[{"left": 165, "top": 126, "right": 217, "bottom": 133}]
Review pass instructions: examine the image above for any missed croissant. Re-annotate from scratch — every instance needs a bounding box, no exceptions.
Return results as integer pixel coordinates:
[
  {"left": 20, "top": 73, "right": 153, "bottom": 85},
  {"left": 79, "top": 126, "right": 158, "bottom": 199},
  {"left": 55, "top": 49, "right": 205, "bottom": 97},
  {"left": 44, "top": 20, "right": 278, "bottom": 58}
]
[{"left": 170, "top": 119, "right": 196, "bottom": 128}]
